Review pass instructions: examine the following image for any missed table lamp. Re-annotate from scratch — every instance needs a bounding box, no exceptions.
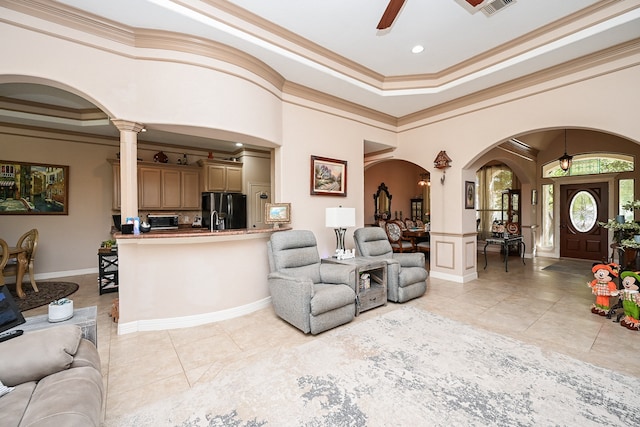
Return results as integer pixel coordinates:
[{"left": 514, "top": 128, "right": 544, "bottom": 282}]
[{"left": 326, "top": 207, "right": 356, "bottom": 253}]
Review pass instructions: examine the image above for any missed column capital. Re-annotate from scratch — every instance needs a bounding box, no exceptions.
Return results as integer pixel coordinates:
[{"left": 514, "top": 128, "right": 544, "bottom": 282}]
[{"left": 111, "top": 119, "right": 145, "bottom": 133}]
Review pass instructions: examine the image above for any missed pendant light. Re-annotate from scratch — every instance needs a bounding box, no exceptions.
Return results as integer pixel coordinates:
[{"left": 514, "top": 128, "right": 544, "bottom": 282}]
[
  {"left": 417, "top": 173, "right": 429, "bottom": 186},
  {"left": 558, "top": 129, "right": 573, "bottom": 172}
]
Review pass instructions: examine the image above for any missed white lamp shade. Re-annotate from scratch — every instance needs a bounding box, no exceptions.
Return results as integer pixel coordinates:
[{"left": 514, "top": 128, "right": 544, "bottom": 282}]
[{"left": 325, "top": 207, "right": 356, "bottom": 228}]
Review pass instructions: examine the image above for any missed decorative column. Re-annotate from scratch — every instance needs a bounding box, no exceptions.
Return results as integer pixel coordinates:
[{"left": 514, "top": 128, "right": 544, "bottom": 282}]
[{"left": 111, "top": 120, "right": 144, "bottom": 221}]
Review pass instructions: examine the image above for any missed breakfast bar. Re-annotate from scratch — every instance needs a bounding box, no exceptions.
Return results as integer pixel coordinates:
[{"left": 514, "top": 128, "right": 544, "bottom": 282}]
[{"left": 114, "top": 227, "right": 288, "bottom": 335}]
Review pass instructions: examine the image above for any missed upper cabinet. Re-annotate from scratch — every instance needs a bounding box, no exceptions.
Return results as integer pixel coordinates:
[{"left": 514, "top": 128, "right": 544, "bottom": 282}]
[
  {"left": 110, "top": 160, "right": 201, "bottom": 210},
  {"left": 198, "top": 159, "right": 243, "bottom": 192}
]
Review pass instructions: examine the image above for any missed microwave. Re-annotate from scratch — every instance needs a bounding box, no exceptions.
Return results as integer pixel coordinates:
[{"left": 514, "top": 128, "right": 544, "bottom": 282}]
[{"left": 148, "top": 214, "right": 179, "bottom": 230}]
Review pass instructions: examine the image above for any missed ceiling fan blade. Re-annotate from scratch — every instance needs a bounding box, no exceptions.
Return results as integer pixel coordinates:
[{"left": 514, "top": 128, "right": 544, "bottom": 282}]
[{"left": 376, "top": 0, "right": 406, "bottom": 30}]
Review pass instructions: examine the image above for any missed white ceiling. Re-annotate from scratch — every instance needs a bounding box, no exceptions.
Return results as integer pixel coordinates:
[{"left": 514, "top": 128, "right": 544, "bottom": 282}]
[{"left": 2, "top": 0, "right": 639, "bottom": 151}]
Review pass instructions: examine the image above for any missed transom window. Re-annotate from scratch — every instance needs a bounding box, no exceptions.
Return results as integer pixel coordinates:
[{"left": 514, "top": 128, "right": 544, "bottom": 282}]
[{"left": 543, "top": 153, "right": 633, "bottom": 177}]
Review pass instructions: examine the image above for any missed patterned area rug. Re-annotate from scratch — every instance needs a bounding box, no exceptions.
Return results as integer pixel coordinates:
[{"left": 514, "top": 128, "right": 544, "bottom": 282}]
[
  {"left": 7, "top": 282, "right": 79, "bottom": 312},
  {"left": 107, "top": 307, "right": 640, "bottom": 426}
]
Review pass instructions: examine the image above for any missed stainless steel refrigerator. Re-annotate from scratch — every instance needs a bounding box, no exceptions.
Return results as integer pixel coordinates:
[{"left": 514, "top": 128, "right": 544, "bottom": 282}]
[{"left": 202, "top": 192, "right": 247, "bottom": 230}]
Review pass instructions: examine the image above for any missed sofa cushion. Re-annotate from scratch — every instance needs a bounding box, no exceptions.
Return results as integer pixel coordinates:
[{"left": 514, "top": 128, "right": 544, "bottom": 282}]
[
  {"left": 0, "top": 325, "right": 82, "bottom": 387},
  {"left": 21, "top": 366, "right": 104, "bottom": 427},
  {"left": 310, "top": 284, "right": 355, "bottom": 316},
  {"left": 0, "top": 381, "right": 36, "bottom": 427}
]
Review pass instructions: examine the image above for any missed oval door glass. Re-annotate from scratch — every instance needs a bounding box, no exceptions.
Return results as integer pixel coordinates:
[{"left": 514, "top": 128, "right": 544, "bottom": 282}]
[{"left": 569, "top": 190, "right": 597, "bottom": 232}]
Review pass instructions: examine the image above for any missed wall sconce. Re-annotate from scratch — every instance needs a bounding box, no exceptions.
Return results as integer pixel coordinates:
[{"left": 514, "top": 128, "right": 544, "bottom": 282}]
[
  {"left": 531, "top": 189, "right": 538, "bottom": 206},
  {"left": 325, "top": 206, "right": 356, "bottom": 253},
  {"left": 558, "top": 129, "right": 573, "bottom": 172},
  {"left": 433, "top": 151, "right": 452, "bottom": 184}
]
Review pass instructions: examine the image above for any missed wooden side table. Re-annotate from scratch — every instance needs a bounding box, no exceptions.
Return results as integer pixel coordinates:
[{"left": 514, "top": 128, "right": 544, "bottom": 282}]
[{"left": 323, "top": 257, "right": 387, "bottom": 315}]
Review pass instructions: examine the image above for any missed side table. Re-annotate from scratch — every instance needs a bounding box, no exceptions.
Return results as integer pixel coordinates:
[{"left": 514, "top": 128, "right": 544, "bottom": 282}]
[
  {"left": 483, "top": 235, "right": 525, "bottom": 272},
  {"left": 7, "top": 305, "right": 98, "bottom": 346},
  {"left": 323, "top": 257, "right": 387, "bottom": 315}
]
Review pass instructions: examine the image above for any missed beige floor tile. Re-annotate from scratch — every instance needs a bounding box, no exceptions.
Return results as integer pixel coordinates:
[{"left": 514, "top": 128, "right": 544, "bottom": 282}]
[
  {"left": 105, "top": 373, "right": 191, "bottom": 420},
  {"left": 25, "top": 254, "right": 639, "bottom": 422}
]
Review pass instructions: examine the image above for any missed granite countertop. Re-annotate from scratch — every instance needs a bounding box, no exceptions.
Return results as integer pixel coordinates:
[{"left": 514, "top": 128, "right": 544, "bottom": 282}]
[{"left": 114, "top": 225, "right": 291, "bottom": 239}]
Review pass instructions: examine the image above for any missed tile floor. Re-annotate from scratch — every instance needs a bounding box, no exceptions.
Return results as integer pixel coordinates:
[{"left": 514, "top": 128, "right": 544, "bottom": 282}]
[{"left": 21, "top": 254, "right": 640, "bottom": 422}]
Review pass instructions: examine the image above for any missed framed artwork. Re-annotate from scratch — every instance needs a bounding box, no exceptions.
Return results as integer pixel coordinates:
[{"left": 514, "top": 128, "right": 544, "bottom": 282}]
[
  {"left": 464, "top": 181, "right": 475, "bottom": 209},
  {"left": 265, "top": 202, "right": 291, "bottom": 228},
  {"left": 0, "top": 161, "right": 69, "bottom": 215},
  {"left": 310, "top": 156, "right": 347, "bottom": 197}
]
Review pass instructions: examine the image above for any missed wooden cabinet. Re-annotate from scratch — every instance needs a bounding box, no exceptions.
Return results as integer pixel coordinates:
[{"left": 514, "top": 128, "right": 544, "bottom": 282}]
[
  {"left": 111, "top": 160, "right": 201, "bottom": 210},
  {"left": 181, "top": 169, "right": 201, "bottom": 209},
  {"left": 199, "top": 159, "right": 243, "bottom": 192},
  {"left": 112, "top": 164, "right": 121, "bottom": 209},
  {"left": 410, "top": 198, "right": 423, "bottom": 221}
]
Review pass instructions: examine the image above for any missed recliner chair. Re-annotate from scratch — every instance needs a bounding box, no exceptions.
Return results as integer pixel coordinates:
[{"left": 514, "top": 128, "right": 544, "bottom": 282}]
[
  {"left": 267, "top": 230, "right": 357, "bottom": 335},
  {"left": 354, "top": 227, "right": 427, "bottom": 303}
]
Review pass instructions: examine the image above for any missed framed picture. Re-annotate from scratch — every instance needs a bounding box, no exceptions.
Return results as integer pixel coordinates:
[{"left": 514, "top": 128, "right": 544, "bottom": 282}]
[
  {"left": 464, "top": 181, "right": 475, "bottom": 209},
  {"left": 0, "top": 160, "right": 69, "bottom": 215},
  {"left": 265, "top": 202, "right": 291, "bottom": 228},
  {"left": 310, "top": 156, "right": 347, "bottom": 197}
]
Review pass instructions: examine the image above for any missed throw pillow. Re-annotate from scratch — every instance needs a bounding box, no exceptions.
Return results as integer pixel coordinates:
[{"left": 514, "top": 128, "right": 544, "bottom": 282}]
[{"left": 0, "top": 379, "right": 14, "bottom": 398}]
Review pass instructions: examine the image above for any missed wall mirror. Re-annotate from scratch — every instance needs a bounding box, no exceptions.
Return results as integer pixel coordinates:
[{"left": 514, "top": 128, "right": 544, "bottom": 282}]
[{"left": 373, "top": 183, "right": 392, "bottom": 220}]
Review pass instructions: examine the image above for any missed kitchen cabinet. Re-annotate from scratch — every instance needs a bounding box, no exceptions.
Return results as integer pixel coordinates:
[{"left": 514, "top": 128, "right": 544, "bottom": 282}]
[
  {"left": 110, "top": 160, "right": 201, "bottom": 210},
  {"left": 112, "top": 164, "right": 121, "bottom": 209},
  {"left": 199, "top": 159, "right": 243, "bottom": 192}
]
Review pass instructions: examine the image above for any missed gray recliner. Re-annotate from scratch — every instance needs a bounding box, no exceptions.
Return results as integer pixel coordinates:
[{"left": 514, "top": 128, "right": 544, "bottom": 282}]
[
  {"left": 353, "top": 227, "right": 427, "bottom": 303},
  {"left": 267, "top": 230, "right": 357, "bottom": 335}
]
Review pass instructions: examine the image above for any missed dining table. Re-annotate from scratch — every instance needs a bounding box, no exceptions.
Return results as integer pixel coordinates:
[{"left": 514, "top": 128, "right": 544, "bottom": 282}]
[
  {"left": 403, "top": 228, "right": 430, "bottom": 245},
  {"left": 5, "top": 246, "right": 28, "bottom": 298}
]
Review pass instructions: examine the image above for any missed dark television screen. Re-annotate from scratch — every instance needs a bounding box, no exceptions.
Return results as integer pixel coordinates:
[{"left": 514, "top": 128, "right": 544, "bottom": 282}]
[{"left": 0, "top": 286, "right": 25, "bottom": 333}]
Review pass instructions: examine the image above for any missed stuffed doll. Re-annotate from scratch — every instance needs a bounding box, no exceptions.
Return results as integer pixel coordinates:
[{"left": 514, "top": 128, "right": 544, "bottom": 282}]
[
  {"left": 619, "top": 271, "right": 640, "bottom": 330},
  {"left": 587, "top": 262, "right": 620, "bottom": 316}
]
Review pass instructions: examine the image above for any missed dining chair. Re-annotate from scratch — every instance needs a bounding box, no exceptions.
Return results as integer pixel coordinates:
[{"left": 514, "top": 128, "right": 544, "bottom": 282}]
[
  {"left": 404, "top": 218, "right": 416, "bottom": 229},
  {"left": 0, "top": 239, "right": 9, "bottom": 286},
  {"left": 385, "top": 221, "right": 416, "bottom": 253},
  {"left": 3, "top": 229, "right": 39, "bottom": 292}
]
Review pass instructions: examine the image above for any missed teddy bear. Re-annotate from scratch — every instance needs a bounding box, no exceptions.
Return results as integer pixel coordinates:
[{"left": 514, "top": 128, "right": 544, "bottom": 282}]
[
  {"left": 587, "top": 262, "right": 620, "bottom": 316},
  {"left": 618, "top": 271, "right": 640, "bottom": 330}
]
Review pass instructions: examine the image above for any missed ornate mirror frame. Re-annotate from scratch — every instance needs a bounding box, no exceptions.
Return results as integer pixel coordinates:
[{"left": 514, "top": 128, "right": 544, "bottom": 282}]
[{"left": 373, "top": 183, "right": 392, "bottom": 221}]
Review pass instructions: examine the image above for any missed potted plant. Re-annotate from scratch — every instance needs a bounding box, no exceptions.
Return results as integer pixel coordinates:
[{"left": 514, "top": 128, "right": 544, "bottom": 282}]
[{"left": 600, "top": 200, "right": 640, "bottom": 268}]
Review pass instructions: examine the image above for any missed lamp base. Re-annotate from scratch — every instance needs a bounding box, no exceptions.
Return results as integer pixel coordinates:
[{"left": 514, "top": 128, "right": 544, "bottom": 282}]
[{"left": 334, "top": 228, "right": 347, "bottom": 252}]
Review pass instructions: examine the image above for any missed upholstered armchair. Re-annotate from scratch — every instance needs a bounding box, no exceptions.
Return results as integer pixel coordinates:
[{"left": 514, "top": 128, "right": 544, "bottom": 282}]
[
  {"left": 354, "top": 227, "right": 427, "bottom": 303},
  {"left": 267, "top": 230, "right": 357, "bottom": 335}
]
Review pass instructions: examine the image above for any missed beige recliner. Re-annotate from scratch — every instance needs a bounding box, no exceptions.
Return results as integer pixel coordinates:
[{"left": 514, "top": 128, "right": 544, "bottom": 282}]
[{"left": 354, "top": 227, "right": 427, "bottom": 303}]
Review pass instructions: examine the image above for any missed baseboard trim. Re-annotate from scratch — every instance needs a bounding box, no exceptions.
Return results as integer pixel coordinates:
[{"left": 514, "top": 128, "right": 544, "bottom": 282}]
[{"left": 117, "top": 296, "right": 273, "bottom": 335}]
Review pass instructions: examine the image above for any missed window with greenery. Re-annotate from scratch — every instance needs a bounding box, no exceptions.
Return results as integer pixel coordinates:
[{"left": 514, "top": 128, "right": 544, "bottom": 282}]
[
  {"left": 543, "top": 153, "right": 633, "bottom": 177},
  {"left": 476, "top": 165, "right": 520, "bottom": 240},
  {"left": 541, "top": 184, "right": 554, "bottom": 248},
  {"left": 620, "top": 179, "right": 635, "bottom": 222}
]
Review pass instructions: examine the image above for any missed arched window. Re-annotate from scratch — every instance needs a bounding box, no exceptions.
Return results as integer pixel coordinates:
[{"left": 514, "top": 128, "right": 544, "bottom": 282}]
[{"left": 543, "top": 153, "right": 633, "bottom": 177}]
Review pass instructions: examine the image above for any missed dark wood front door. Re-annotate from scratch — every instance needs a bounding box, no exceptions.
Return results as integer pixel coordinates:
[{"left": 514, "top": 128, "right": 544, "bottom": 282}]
[{"left": 559, "top": 182, "right": 608, "bottom": 261}]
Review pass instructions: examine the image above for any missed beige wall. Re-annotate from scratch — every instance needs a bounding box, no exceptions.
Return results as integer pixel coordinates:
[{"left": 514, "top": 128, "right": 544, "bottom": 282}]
[{"left": 1, "top": 10, "right": 640, "bottom": 285}]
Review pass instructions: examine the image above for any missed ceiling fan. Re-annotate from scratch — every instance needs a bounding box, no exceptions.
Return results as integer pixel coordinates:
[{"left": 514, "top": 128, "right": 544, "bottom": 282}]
[
  {"left": 376, "top": 0, "right": 406, "bottom": 30},
  {"left": 376, "top": 0, "right": 490, "bottom": 29}
]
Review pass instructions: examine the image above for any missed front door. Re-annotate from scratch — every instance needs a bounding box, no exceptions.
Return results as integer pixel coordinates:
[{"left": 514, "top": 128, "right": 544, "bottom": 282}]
[{"left": 559, "top": 182, "right": 608, "bottom": 261}]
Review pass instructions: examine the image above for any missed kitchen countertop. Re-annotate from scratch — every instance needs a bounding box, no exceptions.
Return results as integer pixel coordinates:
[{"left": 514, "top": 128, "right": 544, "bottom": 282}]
[{"left": 114, "top": 226, "right": 291, "bottom": 239}]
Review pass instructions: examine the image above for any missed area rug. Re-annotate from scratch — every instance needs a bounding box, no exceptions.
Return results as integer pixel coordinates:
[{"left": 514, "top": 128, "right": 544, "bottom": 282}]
[
  {"left": 106, "top": 307, "right": 640, "bottom": 427},
  {"left": 8, "top": 282, "right": 79, "bottom": 312}
]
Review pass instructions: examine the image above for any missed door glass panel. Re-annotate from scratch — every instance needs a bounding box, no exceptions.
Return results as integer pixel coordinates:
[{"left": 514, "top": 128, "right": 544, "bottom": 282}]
[{"left": 569, "top": 191, "right": 597, "bottom": 232}]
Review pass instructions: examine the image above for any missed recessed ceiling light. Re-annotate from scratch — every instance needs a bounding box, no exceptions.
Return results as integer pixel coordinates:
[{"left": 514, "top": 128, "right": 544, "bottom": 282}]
[
  {"left": 411, "top": 45, "right": 424, "bottom": 54},
  {"left": 235, "top": 142, "right": 243, "bottom": 147}
]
